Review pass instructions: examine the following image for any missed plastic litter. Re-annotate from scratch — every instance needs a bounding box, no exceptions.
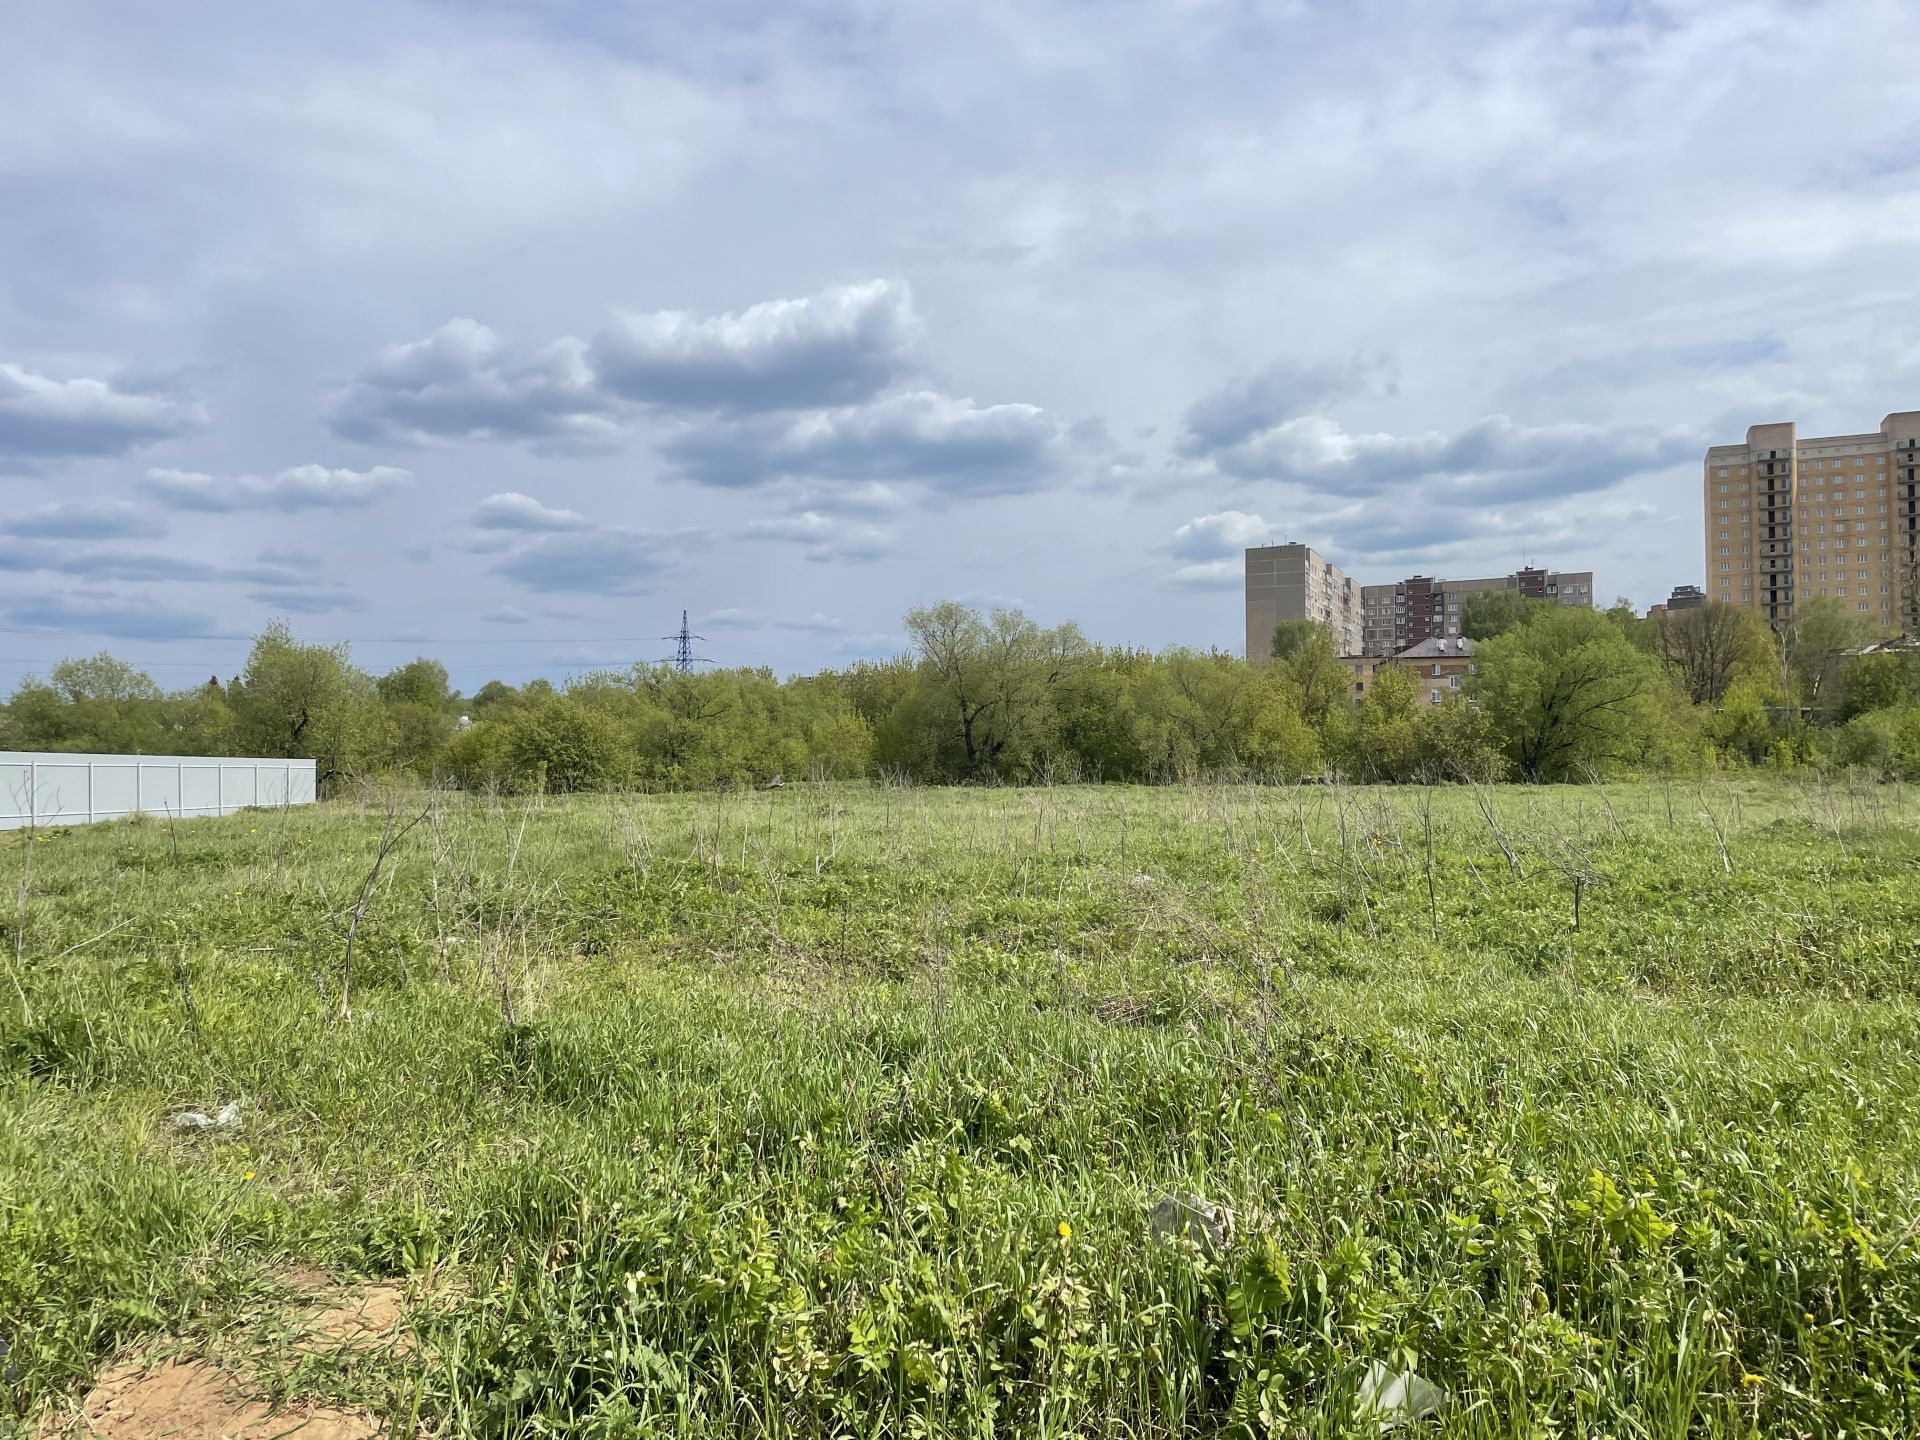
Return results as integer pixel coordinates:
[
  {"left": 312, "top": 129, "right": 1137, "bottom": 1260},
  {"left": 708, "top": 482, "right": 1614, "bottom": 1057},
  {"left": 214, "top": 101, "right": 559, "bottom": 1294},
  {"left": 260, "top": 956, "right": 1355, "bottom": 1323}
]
[
  {"left": 1357, "top": 1359, "right": 1448, "bottom": 1430},
  {"left": 1148, "top": 1193, "right": 1234, "bottom": 1253},
  {"left": 172, "top": 1101, "right": 241, "bottom": 1131}
]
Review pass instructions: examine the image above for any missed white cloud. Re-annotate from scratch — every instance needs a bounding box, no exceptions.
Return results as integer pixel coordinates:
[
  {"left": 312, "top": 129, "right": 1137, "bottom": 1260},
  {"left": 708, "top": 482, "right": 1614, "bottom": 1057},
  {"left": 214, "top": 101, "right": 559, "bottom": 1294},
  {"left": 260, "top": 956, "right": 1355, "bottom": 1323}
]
[
  {"left": 774, "top": 612, "right": 846, "bottom": 633},
  {"left": 741, "top": 512, "right": 892, "bottom": 564},
  {"left": 591, "top": 279, "right": 918, "bottom": 411},
  {"left": 143, "top": 464, "right": 412, "bottom": 511},
  {"left": 0, "top": 363, "right": 206, "bottom": 462},
  {"left": 473, "top": 491, "right": 592, "bottom": 531},
  {"left": 1168, "top": 511, "right": 1278, "bottom": 561}
]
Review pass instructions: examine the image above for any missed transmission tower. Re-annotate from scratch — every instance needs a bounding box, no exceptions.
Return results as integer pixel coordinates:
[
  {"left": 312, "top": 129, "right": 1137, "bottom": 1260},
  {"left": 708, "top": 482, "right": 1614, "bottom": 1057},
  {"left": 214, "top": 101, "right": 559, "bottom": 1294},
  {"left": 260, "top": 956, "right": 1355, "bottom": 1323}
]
[{"left": 659, "top": 610, "right": 713, "bottom": 673}]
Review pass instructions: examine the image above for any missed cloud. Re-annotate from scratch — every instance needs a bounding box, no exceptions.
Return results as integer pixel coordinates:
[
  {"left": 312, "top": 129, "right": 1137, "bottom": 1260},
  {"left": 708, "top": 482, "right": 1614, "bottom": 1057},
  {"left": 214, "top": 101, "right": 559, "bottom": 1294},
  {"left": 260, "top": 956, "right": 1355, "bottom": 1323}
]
[
  {"left": 1166, "top": 560, "right": 1243, "bottom": 591},
  {"left": 325, "top": 281, "right": 918, "bottom": 455},
  {"left": 143, "top": 463, "right": 412, "bottom": 511},
  {"left": 1177, "top": 356, "right": 1392, "bottom": 456},
  {"left": 490, "top": 526, "right": 700, "bottom": 595},
  {"left": 0, "top": 593, "right": 224, "bottom": 640},
  {"left": 325, "top": 319, "right": 620, "bottom": 452},
  {"left": 590, "top": 279, "right": 917, "bottom": 411},
  {"left": 0, "top": 539, "right": 216, "bottom": 582},
  {"left": 472, "top": 491, "right": 592, "bottom": 531},
  {"left": 832, "top": 632, "right": 904, "bottom": 658},
  {"left": 701, "top": 607, "right": 761, "bottom": 629},
  {"left": 483, "top": 604, "right": 533, "bottom": 625},
  {"left": 1196, "top": 414, "right": 1696, "bottom": 503},
  {"left": 0, "top": 363, "right": 206, "bottom": 462},
  {"left": 1168, "top": 510, "right": 1278, "bottom": 560},
  {"left": 666, "top": 390, "right": 1079, "bottom": 496},
  {"left": 248, "top": 582, "right": 369, "bottom": 614},
  {"left": 774, "top": 612, "right": 846, "bottom": 633},
  {"left": 741, "top": 512, "right": 892, "bottom": 564},
  {"left": 3, "top": 499, "right": 167, "bottom": 540}
]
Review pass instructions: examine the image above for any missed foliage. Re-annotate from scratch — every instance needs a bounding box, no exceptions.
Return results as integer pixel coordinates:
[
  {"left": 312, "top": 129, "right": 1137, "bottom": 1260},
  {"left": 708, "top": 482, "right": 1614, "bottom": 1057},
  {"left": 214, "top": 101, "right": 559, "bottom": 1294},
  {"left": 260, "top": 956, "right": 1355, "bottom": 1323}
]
[
  {"left": 1472, "top": 607, "right": 1664, "bottom": 781},
  {"left": 4, "top": 600, "right": 1918, "bottom": 790},
  {"left": 1460, "top": 590, "right": 1546, "bottom": 641}
]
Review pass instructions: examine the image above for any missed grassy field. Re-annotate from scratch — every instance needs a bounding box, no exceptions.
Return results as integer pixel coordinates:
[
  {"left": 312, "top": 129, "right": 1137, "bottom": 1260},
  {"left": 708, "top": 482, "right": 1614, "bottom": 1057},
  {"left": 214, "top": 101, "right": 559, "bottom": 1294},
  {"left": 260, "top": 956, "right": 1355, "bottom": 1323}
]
[{"left": 6, "top": 775, "right": 1920, "bottom": 1437}]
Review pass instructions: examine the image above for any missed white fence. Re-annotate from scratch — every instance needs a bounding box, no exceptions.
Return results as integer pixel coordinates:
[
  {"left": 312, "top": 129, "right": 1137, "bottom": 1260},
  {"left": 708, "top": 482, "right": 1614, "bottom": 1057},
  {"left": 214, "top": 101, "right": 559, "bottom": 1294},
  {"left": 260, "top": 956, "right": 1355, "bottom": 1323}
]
[{"left": 0, "top": 752, "right": 317, "bottom": 830}]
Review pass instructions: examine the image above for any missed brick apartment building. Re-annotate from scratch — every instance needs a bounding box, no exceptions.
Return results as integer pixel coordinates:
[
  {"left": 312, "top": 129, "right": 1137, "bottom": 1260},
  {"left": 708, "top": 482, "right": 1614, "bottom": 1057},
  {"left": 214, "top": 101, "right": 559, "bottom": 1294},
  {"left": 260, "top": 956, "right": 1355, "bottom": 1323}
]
[{"left": 1704, "top": 411, "right": 1920, "bottom": 632}]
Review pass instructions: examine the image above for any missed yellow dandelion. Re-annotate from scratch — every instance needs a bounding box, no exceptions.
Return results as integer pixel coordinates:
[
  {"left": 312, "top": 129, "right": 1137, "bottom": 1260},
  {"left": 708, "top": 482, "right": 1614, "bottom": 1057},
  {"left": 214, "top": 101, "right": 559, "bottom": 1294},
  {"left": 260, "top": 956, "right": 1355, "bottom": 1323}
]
[
  {"left": 1802, "top": 1312, "right": 1815, "bottom": 1324},
  {"left": 244, "top": 1170, "right": 256, "bottom": 1180},
  {"left": 1057, "top": 1220, "right": 1072, "bottom": 1239},
  {"left": 1740, "top": 1373, "right": 1764, "bottom": 1389}
]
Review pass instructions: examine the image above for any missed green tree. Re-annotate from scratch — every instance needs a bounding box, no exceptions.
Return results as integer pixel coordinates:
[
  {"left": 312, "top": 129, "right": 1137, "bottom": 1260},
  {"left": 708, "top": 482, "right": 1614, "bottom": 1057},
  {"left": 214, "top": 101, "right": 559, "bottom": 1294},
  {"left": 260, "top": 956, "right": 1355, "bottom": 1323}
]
[
  {"left": 1779, "top": 597, "right": 1874, "bottom": 716},
  {"left": 1658, "top": 602, "right": 1776, "bottom": 705},
  {"left": 502, "top": 698, "right": 627, "bottom": 793},
  {"left": 1341, "top": 665, "right": 1421, "bottom": 781},
  {"left": 1837, "top": 650, "right": 1920, "bottom": 721},
  {"left": 1472, "top": 607, "right": 1662, "bottom": 781},
  {"left": 1269, "top": 619, "right": 1331, "bottom": 662},
  {"left": 1279, "top": 626, "right": 1351, "bottom": 731},
  {"left": 1461, "top": 591, "right": 1545, "bottom": 641},
  {"left": 376, "top": 657, "right": 452, "bottom": 711},
  {"left": 228, "top": 623, "right": 379, "bottom": 785},
  {"left": 901, "top": 603, "right": 1092, "bottom": 778},
  {"left": 1245, "top": 678, "right": 1322, "bottom": 780}
]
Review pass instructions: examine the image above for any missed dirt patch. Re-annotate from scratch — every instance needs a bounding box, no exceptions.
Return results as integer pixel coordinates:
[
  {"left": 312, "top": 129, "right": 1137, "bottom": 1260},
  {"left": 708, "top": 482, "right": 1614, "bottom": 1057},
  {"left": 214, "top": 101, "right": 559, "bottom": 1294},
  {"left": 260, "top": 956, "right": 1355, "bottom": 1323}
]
[
  {"left": 64, "top": 1358, "right": 379, "bottom": 1440},
  {"left": 304, "top": 1282, "right": 409, "bottom": 1347}
]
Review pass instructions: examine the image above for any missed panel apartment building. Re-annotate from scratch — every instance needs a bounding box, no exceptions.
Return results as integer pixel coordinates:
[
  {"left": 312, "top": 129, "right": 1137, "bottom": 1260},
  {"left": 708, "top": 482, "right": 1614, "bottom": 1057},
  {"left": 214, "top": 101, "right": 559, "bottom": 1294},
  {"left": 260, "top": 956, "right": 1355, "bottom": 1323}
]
[
  {"left": 1359, "top": 567, "right": 1594, "bottom": 655},
  {"left": 1244, "top": 544, "right": 1363, "bottom": 660},
  {"left": 1705, "top": 412, "right": 1920, "bottom": 631}
]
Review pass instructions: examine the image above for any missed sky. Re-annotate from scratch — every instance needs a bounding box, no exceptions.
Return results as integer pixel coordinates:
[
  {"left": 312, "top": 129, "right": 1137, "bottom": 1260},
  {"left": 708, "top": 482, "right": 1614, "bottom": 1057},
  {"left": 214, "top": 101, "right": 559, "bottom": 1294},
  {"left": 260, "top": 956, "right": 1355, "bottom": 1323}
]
[{"left": 4, "top": 0, "right": 1919, "bottom": 694}]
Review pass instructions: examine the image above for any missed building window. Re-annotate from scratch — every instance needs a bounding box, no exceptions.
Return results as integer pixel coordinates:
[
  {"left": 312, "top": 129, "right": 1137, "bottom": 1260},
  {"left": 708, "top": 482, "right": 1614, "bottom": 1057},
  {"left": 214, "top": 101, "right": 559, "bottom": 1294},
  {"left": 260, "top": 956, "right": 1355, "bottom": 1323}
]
[{"left": 1430, "top": 689, "right": 1442, "bottom": 704}]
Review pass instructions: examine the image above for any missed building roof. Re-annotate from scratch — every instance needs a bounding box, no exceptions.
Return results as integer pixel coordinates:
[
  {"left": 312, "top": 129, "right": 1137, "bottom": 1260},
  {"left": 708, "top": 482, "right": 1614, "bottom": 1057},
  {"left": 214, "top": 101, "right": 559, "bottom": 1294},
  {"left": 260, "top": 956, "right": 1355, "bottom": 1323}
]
[{"left": 1394, "top": 636, "right": 1477, "bottom": 660}]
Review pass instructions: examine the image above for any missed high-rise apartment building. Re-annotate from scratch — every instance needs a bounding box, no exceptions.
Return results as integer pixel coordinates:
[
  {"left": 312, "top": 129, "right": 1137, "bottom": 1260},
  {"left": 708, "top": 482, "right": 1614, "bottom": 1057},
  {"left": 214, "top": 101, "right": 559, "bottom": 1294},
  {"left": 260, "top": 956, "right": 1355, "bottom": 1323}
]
[
  {"left": 1705, "top": 412, "right": 1920, "bottom": 630},
  {"left": 1359, "top": 567, "right": 1594, "bottom": 654},
  {"left": 1244, "top": 543, "right": 1362, "bottom": 660}
]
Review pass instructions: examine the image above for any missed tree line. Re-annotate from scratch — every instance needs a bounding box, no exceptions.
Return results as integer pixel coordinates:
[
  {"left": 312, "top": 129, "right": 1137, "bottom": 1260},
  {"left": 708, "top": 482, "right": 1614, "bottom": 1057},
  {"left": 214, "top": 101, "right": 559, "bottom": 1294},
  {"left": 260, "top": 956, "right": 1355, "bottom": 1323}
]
[{"left": 3, "top": 595, "right": 1917, "bottom": 791}]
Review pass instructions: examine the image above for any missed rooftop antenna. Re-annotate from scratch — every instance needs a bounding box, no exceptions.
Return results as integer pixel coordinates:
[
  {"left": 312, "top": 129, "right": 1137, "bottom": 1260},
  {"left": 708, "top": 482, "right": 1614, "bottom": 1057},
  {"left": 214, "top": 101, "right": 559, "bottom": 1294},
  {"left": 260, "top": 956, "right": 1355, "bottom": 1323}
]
[{"left": 659, "top": 610, "right": 713, "bottom": 673}]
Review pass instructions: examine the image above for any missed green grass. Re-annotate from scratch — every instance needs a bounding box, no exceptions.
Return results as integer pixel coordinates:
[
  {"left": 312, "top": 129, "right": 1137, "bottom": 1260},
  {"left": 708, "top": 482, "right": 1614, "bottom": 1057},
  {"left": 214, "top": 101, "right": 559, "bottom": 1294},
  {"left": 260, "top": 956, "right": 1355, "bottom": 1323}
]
[{"left": 6, "top": 775, "right": 1920, "bottom": 1437}]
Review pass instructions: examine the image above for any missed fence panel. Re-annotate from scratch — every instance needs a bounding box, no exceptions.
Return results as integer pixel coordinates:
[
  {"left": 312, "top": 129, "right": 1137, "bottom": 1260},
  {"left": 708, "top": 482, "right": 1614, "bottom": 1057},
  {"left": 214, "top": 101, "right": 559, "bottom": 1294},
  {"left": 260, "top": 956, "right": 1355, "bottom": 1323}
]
[{"left": 0, "top": 752, "right": 319, "bottom": 829}]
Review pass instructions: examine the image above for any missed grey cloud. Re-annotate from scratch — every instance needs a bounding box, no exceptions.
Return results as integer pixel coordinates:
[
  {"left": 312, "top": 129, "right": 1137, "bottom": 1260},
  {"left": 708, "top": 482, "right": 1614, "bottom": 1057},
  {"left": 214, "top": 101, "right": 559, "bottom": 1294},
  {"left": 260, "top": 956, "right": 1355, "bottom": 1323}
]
[
  {"left": 591, "top": 279, "right": 917, "bottom": 411},
  {"left": 0, "top": 362, "right": 207, "bottom": 462},
  {"left": 666, "top": 390, "right": 1077, "bottom": 496},
  {"left": 473, "top": 491, "right": 593, "bottom": 531},
  {"left": 1200, "top": 414, "right": 1696, "bottom": 503},
  {"left": 1167, "top": 510, "right": 1277, "bottom": 561},
  {"left": 491, "top": 527, "right": 700, "bottom": 595},
  {"left": 0, "top": 539, "right": 216, "bottom": 582},
  {"left": 249, "top": 583, "right": 369, "bottom": 614},
  {"left": 325, "top": 320, "right": 622, "bottom": 452},
  {"left": 1177, "top": 356, "right": 1392, "bottom": 457},
  {"left": 143, "top": 464, "right": 412, "bottom": 511},
  {"left": 4, "top": 499, "right": 167, "bottom": 540},
  {"left": 0, "top": 593, "right": 224, "bottom": 640},
  {"left": 484, "top": 604, "right": 534, "bottom": 625},
  {"left": 324, "top": 281, "right": 918, "bottom": 456},
  {"left": 741, "top": 512, "right": 892, "bottom": 564}
]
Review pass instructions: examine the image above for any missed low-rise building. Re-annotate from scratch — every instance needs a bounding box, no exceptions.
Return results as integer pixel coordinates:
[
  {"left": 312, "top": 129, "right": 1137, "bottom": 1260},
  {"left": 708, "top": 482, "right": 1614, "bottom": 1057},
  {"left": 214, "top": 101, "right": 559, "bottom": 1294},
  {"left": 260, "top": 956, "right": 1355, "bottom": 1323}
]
[{"left": 1341, "top": 635, "right": 1477, "bottom": 706}]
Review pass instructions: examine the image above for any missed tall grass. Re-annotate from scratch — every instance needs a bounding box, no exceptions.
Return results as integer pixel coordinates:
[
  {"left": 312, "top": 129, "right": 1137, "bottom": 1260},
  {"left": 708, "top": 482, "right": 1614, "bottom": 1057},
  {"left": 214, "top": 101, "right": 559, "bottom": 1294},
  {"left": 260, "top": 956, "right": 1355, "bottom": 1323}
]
[{"left": 6, "top": 774, "right": 1920, "bottom": 1436}]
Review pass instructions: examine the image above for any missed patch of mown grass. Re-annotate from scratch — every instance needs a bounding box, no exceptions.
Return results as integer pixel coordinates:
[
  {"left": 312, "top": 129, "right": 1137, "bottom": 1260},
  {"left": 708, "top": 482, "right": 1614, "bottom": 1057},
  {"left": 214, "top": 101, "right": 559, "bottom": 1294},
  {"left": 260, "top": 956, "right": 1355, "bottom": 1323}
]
[{"left": 5, "top": 776, "right": 1920, "bottom": 1436}]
